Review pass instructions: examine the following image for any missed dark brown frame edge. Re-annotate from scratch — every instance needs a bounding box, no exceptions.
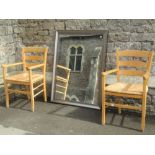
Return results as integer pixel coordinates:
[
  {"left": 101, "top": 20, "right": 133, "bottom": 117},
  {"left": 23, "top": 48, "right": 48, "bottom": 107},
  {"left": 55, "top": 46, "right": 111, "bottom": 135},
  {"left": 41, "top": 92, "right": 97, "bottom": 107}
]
[{"left": 50, "top": 30, "right": 108, "bottom": 109}]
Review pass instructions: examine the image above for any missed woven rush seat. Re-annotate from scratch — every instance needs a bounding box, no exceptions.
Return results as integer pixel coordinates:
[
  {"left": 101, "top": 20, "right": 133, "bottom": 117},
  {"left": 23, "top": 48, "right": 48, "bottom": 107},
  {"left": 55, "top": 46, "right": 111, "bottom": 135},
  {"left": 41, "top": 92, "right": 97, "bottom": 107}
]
[
  {"left": 105, "top": 82, "right": 148, "bottom": 95},
  {"left": 6, "top": 72, "right": 43, "bottom": 84}
]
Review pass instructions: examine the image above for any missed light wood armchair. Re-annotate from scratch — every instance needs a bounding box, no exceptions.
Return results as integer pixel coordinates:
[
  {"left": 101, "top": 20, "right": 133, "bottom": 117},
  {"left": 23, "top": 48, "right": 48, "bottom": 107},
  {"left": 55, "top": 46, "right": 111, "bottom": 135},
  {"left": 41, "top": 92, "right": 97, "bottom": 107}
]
[
  {"left": 2, "top": 47, "right": 48, "bottom": 112},
  {"left": 55, "top": 65, "right": 71, "bottom": 100},
  {"left": 102, "top": 49, "right": 154, "bottom": 131}
]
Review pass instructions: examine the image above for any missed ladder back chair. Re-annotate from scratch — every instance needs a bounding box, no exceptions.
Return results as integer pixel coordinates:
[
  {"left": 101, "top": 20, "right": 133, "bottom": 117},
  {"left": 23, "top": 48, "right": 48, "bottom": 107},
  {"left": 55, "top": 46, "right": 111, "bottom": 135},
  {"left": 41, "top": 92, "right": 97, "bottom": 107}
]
[
  {"left": 55, "top": 65, "right": 71, "bottom": 100},
  {"left": 102, "top": 49, "right": 154, "bottom": 131},
  {"left": 2, "top": 47, "right": 48, "bottom": 112}
]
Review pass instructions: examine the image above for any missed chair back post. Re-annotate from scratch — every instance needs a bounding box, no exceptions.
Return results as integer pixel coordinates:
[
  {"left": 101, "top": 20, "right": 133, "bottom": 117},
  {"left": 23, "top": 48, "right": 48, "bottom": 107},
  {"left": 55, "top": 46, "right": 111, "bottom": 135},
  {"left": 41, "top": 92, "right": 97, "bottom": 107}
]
[
  {"left": 116, "top": 48, "right": 120, "bottom": 82},
  {"left": 43, "top": 47, "right": 48, "bottom": 81},
  {"left": 22, "top": 47, "right": 26, "bottom": 72}
]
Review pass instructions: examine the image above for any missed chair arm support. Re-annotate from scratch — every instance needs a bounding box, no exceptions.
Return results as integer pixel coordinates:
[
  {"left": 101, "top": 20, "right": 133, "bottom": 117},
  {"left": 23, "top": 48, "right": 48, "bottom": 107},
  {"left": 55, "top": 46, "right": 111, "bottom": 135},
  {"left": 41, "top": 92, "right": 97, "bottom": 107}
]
[
  {"left": 143, "top": 71, "right": 149, "bottom": 80},
  {"left": 102, "top": 69, "right": 118, "bottom": 76},
  {"left": 27, "top": 64, "right": 44, "bottom": 70},
  {"left": 2, "top": 62, "right": 23, "bottom": 68},
  {"left": 57, "top": 65, "right": 71, "bottom": 72}
]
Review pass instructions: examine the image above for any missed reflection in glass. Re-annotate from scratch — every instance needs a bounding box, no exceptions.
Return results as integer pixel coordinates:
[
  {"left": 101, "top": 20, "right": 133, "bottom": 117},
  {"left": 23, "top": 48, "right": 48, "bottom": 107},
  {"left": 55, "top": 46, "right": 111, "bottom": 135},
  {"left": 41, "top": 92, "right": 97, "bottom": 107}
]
[
  {"left": 54, "top": 33, "right": 104, "bottom": 108},
  {"left": 70, "top": 47, "right": 76, "bottom": 54},
  {"left": 69, "top": 56, "right": 75, "bottom": 70},
  {"left": 76, "top": 56, "right": 82, "bottom": 71},
  {"left": 77, "top": 46, "right": 83, "bottom": 54}
]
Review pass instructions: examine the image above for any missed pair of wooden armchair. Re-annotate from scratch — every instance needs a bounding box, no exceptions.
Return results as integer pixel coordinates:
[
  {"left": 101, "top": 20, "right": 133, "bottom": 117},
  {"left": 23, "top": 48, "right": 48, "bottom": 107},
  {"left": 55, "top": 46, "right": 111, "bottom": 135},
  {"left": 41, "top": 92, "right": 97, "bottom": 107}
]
[
  {"left": 102, "top": 49, "right": 154, "bottom": 131},
  {"left": 2, "top": 47, "right": 48, "bottom": 112}
]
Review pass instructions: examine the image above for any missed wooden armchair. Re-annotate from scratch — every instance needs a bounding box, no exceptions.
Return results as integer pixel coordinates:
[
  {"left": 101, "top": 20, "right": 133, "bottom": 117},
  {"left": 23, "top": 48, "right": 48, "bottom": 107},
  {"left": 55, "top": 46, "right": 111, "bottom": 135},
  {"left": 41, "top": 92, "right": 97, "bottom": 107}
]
[
  {"left": 55, "top": 65, "right": 71, "bottom": 100},
  {"left": 2, "top": 47, "right": 48, "bottom": 112},
  {"left": 102, "top": 49, "right": 154, "bottom": 131}
]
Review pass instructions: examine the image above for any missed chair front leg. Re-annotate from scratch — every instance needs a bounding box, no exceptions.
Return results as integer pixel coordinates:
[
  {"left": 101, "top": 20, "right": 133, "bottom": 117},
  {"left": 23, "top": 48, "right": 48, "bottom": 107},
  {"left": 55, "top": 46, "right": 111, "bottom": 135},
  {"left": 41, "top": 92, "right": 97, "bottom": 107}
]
[
  {"left": 2, "top": 66, "right": 9, "bottom": 108},
  {"left": 43, "top": 77, "right": 47, "bottom": 102},
  {"left": 102, "top": 75, "right": 106, "bottom": 125},
  {"left": 29, "top": 69, "right": 35, "bottom": 112},
  {"left": 4, "top": 82, "right": 9, "bottom": 108},
  {"left": 141, "top": 93, "right": 147, "bottom": 131}
]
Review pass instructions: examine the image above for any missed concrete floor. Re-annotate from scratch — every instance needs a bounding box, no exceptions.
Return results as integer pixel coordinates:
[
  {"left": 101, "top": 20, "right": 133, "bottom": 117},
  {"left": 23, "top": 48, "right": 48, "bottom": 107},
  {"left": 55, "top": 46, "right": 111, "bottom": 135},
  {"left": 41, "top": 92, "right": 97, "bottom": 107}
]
[{"left": 0, "top": 99, "right": 155, "bottom": 135}]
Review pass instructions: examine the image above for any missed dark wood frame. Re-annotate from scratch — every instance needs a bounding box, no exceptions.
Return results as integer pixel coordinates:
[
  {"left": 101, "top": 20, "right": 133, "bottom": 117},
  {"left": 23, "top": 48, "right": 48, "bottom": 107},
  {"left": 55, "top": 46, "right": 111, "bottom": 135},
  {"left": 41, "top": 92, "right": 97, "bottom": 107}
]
[{"left": 51, "top": 30, "right": 108, "bottom": 109}]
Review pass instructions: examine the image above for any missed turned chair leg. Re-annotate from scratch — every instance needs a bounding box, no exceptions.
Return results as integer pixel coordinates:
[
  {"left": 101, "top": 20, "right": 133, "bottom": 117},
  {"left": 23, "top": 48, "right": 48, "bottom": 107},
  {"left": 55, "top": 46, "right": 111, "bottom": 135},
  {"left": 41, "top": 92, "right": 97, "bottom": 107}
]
[
  {"left": 102, "top": 91, "right": 106, "bottom": 125},
  {"left": 30, "top": 83, "right": 35, "bottom": 112},
  {"left": 26, "top": 86, "right": 30, "bottom": 100},
  {"left": 43, "top": 79, "right": 47, "bottom": 102},
  {"left": 141, "top": 94, "right": 147, "bottom": 132},
  {"left": 116, "top": 97, "right": 121, "bottom": 114},
  {"left": 4, "top": 83, "right": 10, "bottom": 108}
]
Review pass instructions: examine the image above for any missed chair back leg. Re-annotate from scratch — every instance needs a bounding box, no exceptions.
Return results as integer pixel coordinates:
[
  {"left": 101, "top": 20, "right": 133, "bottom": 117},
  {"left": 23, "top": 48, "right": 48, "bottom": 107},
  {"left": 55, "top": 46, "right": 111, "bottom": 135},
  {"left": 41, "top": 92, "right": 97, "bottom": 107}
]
[
  {"left": 4, "top": 83, "right": 9, "bottom": 108},
  {"left": 102, "top": 75, "right": 106, "bottom": 125},
  {"left": 43, "top": 78, "right": 47, "bottom": 102},
  {"left": 141, "top": 93, "right": 147, "bottom": 131}
]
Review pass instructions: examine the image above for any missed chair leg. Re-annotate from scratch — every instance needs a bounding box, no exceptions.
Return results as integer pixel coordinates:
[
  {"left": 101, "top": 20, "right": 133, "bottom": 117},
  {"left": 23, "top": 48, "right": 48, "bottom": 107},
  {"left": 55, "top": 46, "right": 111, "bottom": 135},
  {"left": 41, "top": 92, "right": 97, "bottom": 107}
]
[
  {"left": 30, "top": 83, "right": 35, "bottom": 112},
  {"left": 4, "top": 82, "right": 9, "bottom": 108},
  {"left": 102, "top": 92, "right": 106, "bottom": 125},
  {"left": 116, "top": 97, "right": 121, "bottom": 114},
  {"left": 26, "top": 86, "right": 30, "bottom": 100},
  {"left": 43, "top": 79, "right": 47, "bottom": 102},
  {"left": 141, "top": 94, "right": 147, "bottom": 132}
]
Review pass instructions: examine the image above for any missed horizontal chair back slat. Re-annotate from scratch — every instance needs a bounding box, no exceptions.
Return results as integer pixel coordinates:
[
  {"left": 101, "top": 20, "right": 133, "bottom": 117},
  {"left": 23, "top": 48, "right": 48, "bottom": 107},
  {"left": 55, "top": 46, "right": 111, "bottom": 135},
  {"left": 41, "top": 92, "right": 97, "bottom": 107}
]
[
  {"left": 117, "top": 50, "right": 151, "bottom": 57},
  {"left": 22, "top": 47, "right": 48, "bottom": 71},
  {"left": 116, "top": 49, "right": 154, "bottom": 78},
  {"left": 119, "top": 60, "right": 146, "bottom": 67},
  {"left": 22, "top": 47, "right": 46, "bottom": 52},
  {"left": 119, "top": 70, "right": 145, "bottom": 76},
  {"left": 25, "top": 56, "right": 44, "bottom": 61}
]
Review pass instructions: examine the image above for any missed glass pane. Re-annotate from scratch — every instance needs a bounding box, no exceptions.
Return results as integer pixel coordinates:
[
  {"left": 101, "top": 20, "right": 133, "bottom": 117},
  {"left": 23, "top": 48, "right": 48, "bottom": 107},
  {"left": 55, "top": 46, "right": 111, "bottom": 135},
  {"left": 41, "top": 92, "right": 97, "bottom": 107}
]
[
  {"left": 77, "top": 46, "right": 83, "bottom": 54},
  {"left": 69, "top": 56, "right": 75, "bottom": 70},
  {"left": 70, "top": 47, "right": 76, "bottom": 54},
  {"left": 75, "top": 56, "right": 82, "bottom": 71}
]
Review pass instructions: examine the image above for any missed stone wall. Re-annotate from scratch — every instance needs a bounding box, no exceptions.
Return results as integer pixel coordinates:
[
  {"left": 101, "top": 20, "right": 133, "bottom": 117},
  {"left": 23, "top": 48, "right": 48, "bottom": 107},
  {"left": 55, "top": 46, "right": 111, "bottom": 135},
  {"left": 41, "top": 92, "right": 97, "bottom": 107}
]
[
  {"left": 0, "top": 19, "right": 22, "bottom": 83},
  {"left": 0, "top": 19, "right": 155, "bottom": 114},
  {"left": 17, "top": 19, "right": 155, "bottom": 75}
]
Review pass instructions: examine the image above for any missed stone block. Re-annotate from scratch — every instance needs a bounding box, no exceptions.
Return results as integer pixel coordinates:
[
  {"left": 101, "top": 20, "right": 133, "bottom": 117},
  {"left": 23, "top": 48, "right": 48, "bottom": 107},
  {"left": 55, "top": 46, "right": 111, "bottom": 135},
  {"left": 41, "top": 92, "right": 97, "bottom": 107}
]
[
  {"left": 0, "top": 19, "right": 11, "bottom": 26},
  {"left": 141, "top": 42, "right": 153, "bottom": 50},
  {"left": 107, "top": 19, "right": 130, "bottom": 32},
  {"left": 54, "top": 22, "right": 65, "bottom": 30},
  {"left": 130, "top": 33, "right": 155, "bottom": 42},
  {"left": 130, "top": 19, "right": 151, "bottom": 26},
  {"left": 38, "top": 30, "right": 49, "bottom": 36},
  {"left": 0, "top": 35, "right": 14, "bottom": 44},
  {"left": 107, "top": 43, "right": 115, "bottom": 53},
  {"left": 108, "top": 32, "right": 130, "bottom": 42},
  {"left": 7, "top": 26, "right": 13, "bottom": 35},
  {"left": 65, "top": 19, "right": 91, "bottom": 30},
  {"left": 13, "top": 26, "right": 25, "bottom": 33},
  {"left": 22, "top": 36, "right": 34, "bottom": 45},
  {"left": 130, "top": 25, "right": 153, "bottom": 33},
  {"left": 0, "top": 27, "right": 6, "bottom": 35},
  {"left": 90, "top": 19, "right": 107, "bottom": 29}
]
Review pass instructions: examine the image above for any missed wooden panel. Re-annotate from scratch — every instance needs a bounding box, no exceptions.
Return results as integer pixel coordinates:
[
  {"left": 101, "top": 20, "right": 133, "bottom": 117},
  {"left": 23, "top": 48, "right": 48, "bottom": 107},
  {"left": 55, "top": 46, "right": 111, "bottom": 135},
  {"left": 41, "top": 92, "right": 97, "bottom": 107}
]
[
  {"left": 119, "top": 70, "right": 145, "bottom": 76},
  {"left": 25, "top": 56, "right": 44, "bottom": 61},
  {"left": 117, "top": 50, "right": 150, "bottom": 57},
  {"left": 119, "top": 60, "right": 146, "bottom": 67}
]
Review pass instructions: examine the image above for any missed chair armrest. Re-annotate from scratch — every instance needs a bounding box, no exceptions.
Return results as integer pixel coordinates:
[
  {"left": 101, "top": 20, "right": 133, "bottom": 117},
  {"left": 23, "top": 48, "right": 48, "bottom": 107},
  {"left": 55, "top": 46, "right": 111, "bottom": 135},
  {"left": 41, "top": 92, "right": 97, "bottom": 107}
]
[
  {"left": 57, "top": 65, "right": 71, "bottom": 72},
  {"left": 143, "top": 71, "right": 149, "bottom": 80},
  {"left": 27, "top": 64, "right": 44, "bottom": 70},
  {"left": 102, "top": 69, "right": 118, "bottom": 76},
  {"left": 2, "top": 62, "right": 23, "bottom": 68}
]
